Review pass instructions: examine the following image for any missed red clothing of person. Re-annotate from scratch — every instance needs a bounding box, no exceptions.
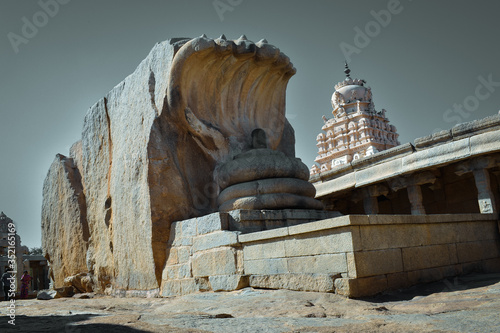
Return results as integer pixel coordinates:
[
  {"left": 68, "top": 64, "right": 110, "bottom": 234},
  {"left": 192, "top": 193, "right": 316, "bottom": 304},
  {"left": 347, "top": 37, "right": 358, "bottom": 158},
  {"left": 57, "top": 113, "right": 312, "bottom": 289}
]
[{"left": 20, "top": 273, "right": 32, "bottom": 299}]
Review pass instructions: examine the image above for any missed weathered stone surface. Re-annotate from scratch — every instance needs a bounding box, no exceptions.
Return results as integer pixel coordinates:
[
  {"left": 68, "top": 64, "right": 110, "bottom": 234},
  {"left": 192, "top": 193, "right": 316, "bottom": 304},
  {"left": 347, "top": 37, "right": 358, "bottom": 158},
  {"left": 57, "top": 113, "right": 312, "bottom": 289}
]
[
  {"left": 452, "top": 113, "right": 500, "bottom": 140},
  {"left": 414, "top": 130, "right": 452, "bottom": 149},
  {"left": 37, "top": 286, "right": 76, "bottom": 300},
  {"left": 177, "top": 247, "right": 191, "bottom": 264},
  {"left": 355, "top": 158, "right": 403, "bottom": 187},
  {"left": 456, "top": 240, "right": 500, "bottom": 263},
  {"left": 228, "top": 209, "right": 341, "bottom": 234},
  {"left": 352, "top": 249, "right": 403, "bottom": 278},
  {"left": 243, "top": 239, "right": 286, "bottom": 260},
  {"left": 165, "top": 263, "right": 191, "bottom": 280},
  {"left": 402, "top": 244, "right": 458, "bottom": 271},
  {"left": 314, "top": 172, "right": 356, "bottom": 196},
  {"left": 161, "top": 277, "right": 209, "bottom": 297},
  {"left": 41, "top": 154, "right": 89, "bottom": 288},
  {"left": 64, "top": 273, "right": 94, "bottom": 293},
  {"left": 43, "top": 36, "right": 300, "bottom": 293},
  {"left": 192, "top": 231, "right": 239, "bottom": 252},
  {"left": 196, "top": 213, "right": 229, "bottom": 235},
  {"left": 334, "top": 275, "right": 388, "bottom": 298},
  {"left": 112, "top": 288, "right": 160, "bottom": 298},
  {"left": 470, "top": 129, "right": 500, "bottom": 155},
  {"left": 216, "top": 146, "right": 324, "bottom": 211},
  {"left": 218, "top": 178, "right": 316, "bottom": 205},
  {"left": 287, "top": 215, "right": 363, "bottom": 235},
  {"left": 284, "top": 227, "right": 354, "bottom": 256},
  {"left": 244, "top": 258, "right": 288, "bottom": 275},
  {"left": 217, "top": 149, "right": 309, "bottom": 190},
  {"left": 249, "top": 273, "right": 339, "bottom": 292},
  {"left": 209, "top": 275, "right": 249, "bottom": 291},
  {"left": 405, "top": 138, "right": 472, "bottom": 173},
  {"left": 56, "top": 286, "right": 76, "bottom": 297},
  {"left": 180, "top": 219, "right": 197, "bottom": 239},
  {"left": 191, "top": 247, "right": 237, "bottom": 277},
  {"left": 406, "top": 265, "right": 458, "bottom": 286},
  {"left": 15, "top": 273, "right": 500, "bottom": 332},
  {"left": 220, "top": 193, "right": 324, "bottom": 212},
  {"left": 194, "top": 277, "right": 211, "bottom": 291},
  {"left": 72, "top": 292, "right": 95, "bottom": 299},
  {"left": 37, "top": 289, "right": 61, "bottom": 300},
  {"left": 161, "top": 280, "right": 181, "bottom": 297},
  {"left": 287, "top": 254, "right": 348, "bottom": 275}
]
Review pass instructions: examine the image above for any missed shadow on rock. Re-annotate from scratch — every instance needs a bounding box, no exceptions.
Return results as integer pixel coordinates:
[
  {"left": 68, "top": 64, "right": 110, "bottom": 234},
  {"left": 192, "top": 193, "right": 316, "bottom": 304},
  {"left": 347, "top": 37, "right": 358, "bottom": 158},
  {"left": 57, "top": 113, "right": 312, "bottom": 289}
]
[
  {"left": 0, "top": 314, "right": 151, "bottom": 333},
  {"left": 361, "top": 273, "right": 500, "bottom": 303}
]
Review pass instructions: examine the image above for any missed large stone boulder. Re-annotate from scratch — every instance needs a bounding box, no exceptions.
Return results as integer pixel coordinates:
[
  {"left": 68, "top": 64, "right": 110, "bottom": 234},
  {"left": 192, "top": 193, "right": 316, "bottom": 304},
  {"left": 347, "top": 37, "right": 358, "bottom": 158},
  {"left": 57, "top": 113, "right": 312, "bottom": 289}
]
[
  {"left": 41, "top": 35, "right": 311, "bottom": 294},
  {"left": 41, "top": 154, "right": 89, "bottom": 288},
  {"left": 36, "top": 286, "right": 76, "bottom": 300}
]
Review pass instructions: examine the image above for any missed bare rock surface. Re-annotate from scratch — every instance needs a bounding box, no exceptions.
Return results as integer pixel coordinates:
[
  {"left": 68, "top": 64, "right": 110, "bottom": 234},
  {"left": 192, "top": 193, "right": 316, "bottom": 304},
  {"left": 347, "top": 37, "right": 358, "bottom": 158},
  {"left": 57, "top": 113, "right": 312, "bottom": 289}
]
[
  {"left": 42, "top": 36, "right": 305, "bottom": 293},
  {"left": 3, "top": 273, "right": 500, "bottom": 332},
  {"left": 41, "top": 154, "right": 89, "bottom": 288},
  {"left": 64, "top": 273, "right": 95, "bottom": 293}
]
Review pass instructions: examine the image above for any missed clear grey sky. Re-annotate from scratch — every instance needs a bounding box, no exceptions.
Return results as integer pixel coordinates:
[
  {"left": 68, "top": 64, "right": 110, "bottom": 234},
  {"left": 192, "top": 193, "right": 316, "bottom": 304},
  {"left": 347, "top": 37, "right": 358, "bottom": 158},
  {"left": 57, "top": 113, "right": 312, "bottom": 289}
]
[{"left": 1, "top": 0, "right": 499, "bottom": 248}]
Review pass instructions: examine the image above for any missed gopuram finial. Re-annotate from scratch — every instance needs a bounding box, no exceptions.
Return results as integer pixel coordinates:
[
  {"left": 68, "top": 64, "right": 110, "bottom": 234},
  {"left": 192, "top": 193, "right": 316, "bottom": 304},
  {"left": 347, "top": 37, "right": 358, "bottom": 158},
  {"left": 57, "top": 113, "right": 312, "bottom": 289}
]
[{"left": 344, "top": 61, "right": 351, "bottom": 79}]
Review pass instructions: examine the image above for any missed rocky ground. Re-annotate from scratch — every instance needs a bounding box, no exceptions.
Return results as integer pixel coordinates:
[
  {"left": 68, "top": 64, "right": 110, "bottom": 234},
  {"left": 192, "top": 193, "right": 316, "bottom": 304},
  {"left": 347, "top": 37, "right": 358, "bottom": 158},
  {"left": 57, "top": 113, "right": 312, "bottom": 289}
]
[{"left": 1, "top": 273, "right": 500, "bottom": 333}]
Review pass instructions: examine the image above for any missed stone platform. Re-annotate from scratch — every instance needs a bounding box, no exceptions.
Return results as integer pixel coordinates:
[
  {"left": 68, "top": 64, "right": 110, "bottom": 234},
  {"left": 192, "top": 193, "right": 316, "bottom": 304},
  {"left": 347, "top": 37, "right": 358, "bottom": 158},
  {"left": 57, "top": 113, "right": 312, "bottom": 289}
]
[{"left": 160, "top": 210, "right": 500, "bottom": 298}]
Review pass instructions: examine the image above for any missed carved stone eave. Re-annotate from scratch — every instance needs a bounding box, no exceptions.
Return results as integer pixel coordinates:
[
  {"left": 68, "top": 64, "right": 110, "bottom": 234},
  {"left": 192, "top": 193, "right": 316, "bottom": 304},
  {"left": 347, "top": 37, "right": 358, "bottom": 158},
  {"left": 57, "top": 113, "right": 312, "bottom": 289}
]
[
  {"left": 388, "top": 170, "right": 439, "bottom": 192},
  {"left": 454, "top": 154, "right": 500, "bottom": 176}
]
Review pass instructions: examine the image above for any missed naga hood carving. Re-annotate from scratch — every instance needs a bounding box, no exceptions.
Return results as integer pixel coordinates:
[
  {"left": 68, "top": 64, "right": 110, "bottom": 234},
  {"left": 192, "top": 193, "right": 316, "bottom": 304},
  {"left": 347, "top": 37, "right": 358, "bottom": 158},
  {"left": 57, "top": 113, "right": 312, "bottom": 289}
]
[{"left": 42, "top": 35, "right": 310, "bottom": 294}]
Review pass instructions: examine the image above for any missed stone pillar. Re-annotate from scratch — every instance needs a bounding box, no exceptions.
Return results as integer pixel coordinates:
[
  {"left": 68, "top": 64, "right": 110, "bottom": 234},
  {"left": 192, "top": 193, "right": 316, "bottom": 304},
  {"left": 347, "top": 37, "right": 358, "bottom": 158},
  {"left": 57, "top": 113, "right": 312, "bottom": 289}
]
[
  {"left": 363, "top": 195, "right": 379, "bottom": 215},
  {"left": 473, "top": 169, "right": 497, "bottom": 214},
  {"left": 455, "top": 156, "right": 499, "bottom": 214},
  {"left": 389, "top": 171, "right": 438, "bottom": 215},
  {"left": 407, "top": 184, "right": 425, "bottom": 215},
  {"left": 361, "top": 184, "right": 389, "bottom": 215}
]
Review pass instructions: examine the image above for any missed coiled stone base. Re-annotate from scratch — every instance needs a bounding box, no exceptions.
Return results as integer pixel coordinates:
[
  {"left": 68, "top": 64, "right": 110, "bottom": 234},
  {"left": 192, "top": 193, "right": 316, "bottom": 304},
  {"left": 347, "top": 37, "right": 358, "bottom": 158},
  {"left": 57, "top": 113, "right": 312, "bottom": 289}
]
[{"left": 216, "top": 147, "right": 324, "bottom": 212}]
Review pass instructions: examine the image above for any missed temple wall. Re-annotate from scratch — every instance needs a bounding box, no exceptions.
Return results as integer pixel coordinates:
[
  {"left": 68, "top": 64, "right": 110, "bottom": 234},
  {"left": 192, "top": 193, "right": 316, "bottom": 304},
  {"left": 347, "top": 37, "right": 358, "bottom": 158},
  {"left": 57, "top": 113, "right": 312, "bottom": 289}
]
[
  {"left": 159, "top": 211, "right": 500, "bottom": 298},
  {"left": 336, "top": 214, "right": 500, "bottom": 297},
  {"left": 160, "top": 210, "right": 340, "bottom": 296},
  {"left": 239, "top": 214, "right": 500, "bottom": 297},
  {"left": 312, "top": 114, "right": 500, "bottom": 217}
]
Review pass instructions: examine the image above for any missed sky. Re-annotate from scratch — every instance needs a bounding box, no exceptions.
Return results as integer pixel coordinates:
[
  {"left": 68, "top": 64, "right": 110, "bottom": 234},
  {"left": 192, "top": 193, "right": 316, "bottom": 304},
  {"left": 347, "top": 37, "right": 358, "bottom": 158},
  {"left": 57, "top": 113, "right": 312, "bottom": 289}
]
[{"left": 1, "top": 0, "right": 499, "bottom": 248}]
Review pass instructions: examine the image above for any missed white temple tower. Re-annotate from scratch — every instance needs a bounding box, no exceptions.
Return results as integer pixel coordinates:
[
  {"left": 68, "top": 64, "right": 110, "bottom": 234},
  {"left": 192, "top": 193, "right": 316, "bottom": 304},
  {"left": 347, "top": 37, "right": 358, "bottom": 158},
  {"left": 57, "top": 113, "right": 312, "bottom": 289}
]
[{"left": 310, "top": 63, "right": 400, "bottom": 175}]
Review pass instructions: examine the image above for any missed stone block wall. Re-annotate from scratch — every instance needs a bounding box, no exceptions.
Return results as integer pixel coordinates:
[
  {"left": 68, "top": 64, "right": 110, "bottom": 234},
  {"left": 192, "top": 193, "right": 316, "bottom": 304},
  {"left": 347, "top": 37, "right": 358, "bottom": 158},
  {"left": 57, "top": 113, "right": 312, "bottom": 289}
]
[
  {"left": 160, "top": 212, "right": 247, "bottom": 296},
  {"left": 238, "top": 213, "right": 500, "bottom": 298},
  {"left": 337, "top": 214, "right": 500, "bottom": 297},
  {"left": 239, "top": 218, "right": 353, "bottom": 292},
  {"left": 227, "top": 209, "right": 341, "bottom": 233},
  {"left": 160, "top": 210, "right": 341, "bottom": 296},
  {"left": 161, "top": 211, "right": 500, "bottom": 298}
]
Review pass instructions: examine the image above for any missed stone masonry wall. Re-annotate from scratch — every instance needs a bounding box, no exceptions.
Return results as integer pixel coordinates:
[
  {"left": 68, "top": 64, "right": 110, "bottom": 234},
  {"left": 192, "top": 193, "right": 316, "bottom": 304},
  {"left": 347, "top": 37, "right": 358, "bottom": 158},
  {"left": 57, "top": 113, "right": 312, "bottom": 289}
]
[
  {"left": 160, "top": 211, "right": 500, "bottom": 298},
  {"left": 239, "top": 218, "right": 351, "bottom": 292},
  {"left": 160, "top": 210, "right": 340, "bottom": 296},
  {"left": 336, "top": 214, "right": 500, "bottom": 297},
  {"left": 161, "top": 212, "right": 246, "bottom": 296},
  {"left": 238, "top": 213, "right": 500, "bottom": 298}
]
